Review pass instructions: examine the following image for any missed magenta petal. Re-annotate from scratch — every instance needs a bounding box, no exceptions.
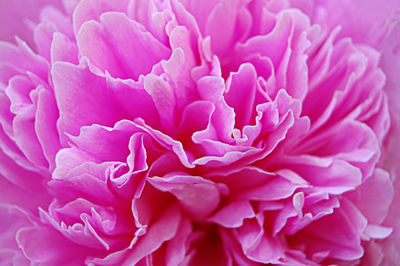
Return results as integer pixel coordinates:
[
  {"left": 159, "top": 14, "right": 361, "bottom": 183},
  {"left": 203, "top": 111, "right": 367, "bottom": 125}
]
[
  {"left": 0, "top": 0, "right": 62, "bottom": 47},
  {"left": 209, "top": 166, "right": 303, "bottom": 201},
  {"left": 149, "top": 175, "right": 221, "bottom": 219},
  {"left": 78, "top": 12, "right": 170, "bottom": 79},
  {"left": 5, "top": 75, "right": 33, "bottom": 115},
  {"left": 39, "top": 6, "right": 74, "bottom": 39},
  {"left": 178, "top": 0, "right": 219, "bottom": 33},
  {"left": 298, "top": 120, "right": 380, "bottom": 179},
  {"left": 110, "top": 132, "right": 149, "bottom": 191},
  {"left": 281, "top": 195, "right": 340, "bottom": 235},
  {"left": 50, "top": 32, "right": 79, "bottom": 64},
  {"left": 236, "top": 216, "right": 284, "bottom": 263},
  {"left": 34, "top": 87, "right": 61, "bottom": 171},
  {"left": 69, "top": 123, "right": 134, "bottom": 162},
  {"left": 72, "top": 0, "right": 130, "bottom": 34},
  {"left": 4, "top": 77, "right": 48, "bottom": 167},
  {"left": 165, "top": 216, "right": 192, "bottom": 266},
  {"left": 310, "top": 0, "right": 400, "bottom": 47},
  {"left": 41, "top": 198, "right": 131, "bottom": 250},
  {"left": 52, "top": 61, "right": 127, "bottom": 138},
  {"left": 225, "top": 63, "right": 257, "bottom": 129},
  {"left": 13, "top": 107, "right": 48, "bottom": 168},
  {"left": 289, "top": 204, "right": 365, "bottom": 261},
  {"left": 17, "top": 225, "right": 90, "bottom": 265},
  {"left": 204, "top": 0, "right": 240, "bottom": 56},
  {"left": 33, "top": 22, "right": 57, "bottom": 62},
  {"left": 192, "top": 100, "right": 236, "bottom": 147},
  {"left": 144, "top": 74, "right": 177, "bottom": 132},
  {"left": 127, "top": 0, "right": 170, "bottom": 45},
  {"left": 0, "top": 205, "right": 32, "bottom": 266},
  {"left": 208, "top": 201, "right": 255, "bottom": 228},
  {"left": 50, "top": 148, "right": 118, "bottom": 205},
  {"left": 197, "top": 75, "right": 225, "bottom": 102},
  {"left": 77, "top": 20, "right": 125, "bottom": 77},
  {"left": 0, "top": 40, "right": 49, "bottom": 81},
  {"left": 239, "top": 176, "right": 303, "bottom": 201},
  {"left": 236, "top": 10, "right": 309, "bottom": 95},
  {"left": 0, "top": 177, "right": 49, "bottom": 211},
  {"left": 0, "top": 124, "right": 43, "bottom": 176},
  {"left": 350, "top": 168, "right": 394, "bottom": 224},
  {"left": 364, "top": 224, "right": 392, "bottom": 239},
  {"left": 133, "top": 118, "right": 194, "bottom": 168},
  {"left": 91, "top": 204, "right": 181, "bottom": 265},
  {"left": 177, "top": 100, "right": 214, "bottom": 145},
  {"left": 106, "top": 74, "right": 160, "bottom": 128},
  {"left": 161, "top": 47, "right": 196, "bottom": 109},
  {"left": 280, "top": 155, "right": 362, "bottom": 194},
  {"left": 99, "top": 12, "right": 171, "bottom": 78},
  {"left": 0, "top": 146, "right": 45, "bottom": 190}
]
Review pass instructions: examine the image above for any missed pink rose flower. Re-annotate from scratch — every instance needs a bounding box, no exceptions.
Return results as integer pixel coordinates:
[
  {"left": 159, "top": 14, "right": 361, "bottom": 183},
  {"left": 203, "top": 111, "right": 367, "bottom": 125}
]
[{"left": 0, "top": 0, "right": 399, "bottom": 265}]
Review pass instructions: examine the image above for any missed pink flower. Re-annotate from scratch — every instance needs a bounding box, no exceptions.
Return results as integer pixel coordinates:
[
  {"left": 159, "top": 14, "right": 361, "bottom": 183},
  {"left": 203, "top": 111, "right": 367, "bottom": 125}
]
[{"left": 0, "top": 0, "right": 399, "bottom": 265}]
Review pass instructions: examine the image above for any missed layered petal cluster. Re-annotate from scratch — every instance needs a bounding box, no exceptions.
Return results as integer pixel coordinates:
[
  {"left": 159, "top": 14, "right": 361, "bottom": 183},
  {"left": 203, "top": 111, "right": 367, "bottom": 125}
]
[{"left": 0, "top": 0, "right": 399, "bottom": 265}]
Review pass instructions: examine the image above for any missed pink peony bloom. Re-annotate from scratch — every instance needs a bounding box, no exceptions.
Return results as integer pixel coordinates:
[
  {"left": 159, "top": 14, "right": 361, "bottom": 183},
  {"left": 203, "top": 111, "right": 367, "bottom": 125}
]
[{"left": 0, "top": 0, "right": 399, "bottom": 265}]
